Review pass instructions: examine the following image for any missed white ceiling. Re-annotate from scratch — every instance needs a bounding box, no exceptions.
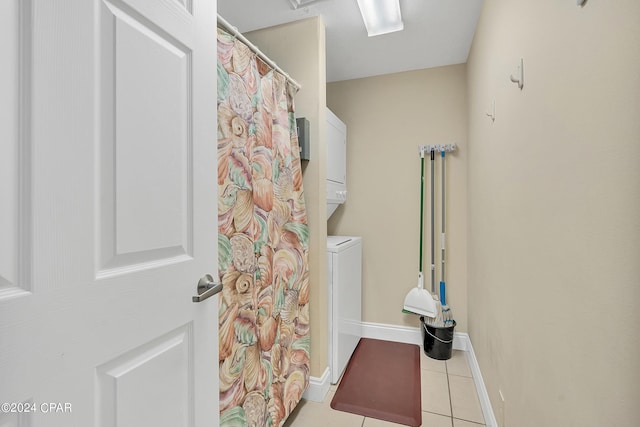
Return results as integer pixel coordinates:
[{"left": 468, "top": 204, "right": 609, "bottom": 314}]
[{"left": 217, "top": 0, "right": 484, "bottom": 82}]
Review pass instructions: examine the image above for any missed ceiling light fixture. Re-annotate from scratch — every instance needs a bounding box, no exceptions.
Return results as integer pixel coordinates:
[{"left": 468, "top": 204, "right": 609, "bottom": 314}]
[
  {"left": 356, "top": 0, "right": 404, "bottom": 37},
  {"left": 289, "top": 0, "right": 323, "bottom": 10}
]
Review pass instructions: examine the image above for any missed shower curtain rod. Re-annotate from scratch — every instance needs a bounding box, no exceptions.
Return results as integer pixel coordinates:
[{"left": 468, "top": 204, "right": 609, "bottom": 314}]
[{"left": 217, "top": 14, "right": 302, "bottom": 92}]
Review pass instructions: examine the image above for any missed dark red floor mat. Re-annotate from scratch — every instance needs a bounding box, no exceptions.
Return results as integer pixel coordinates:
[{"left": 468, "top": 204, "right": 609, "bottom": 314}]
[{"left": 330, "top": 338, "right": 422, "bottom": 426}]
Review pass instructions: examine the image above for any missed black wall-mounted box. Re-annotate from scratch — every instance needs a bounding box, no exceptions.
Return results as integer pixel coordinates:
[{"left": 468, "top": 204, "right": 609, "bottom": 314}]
[{"left": 296, "top": 117, "right": 310, "bottom": 161}]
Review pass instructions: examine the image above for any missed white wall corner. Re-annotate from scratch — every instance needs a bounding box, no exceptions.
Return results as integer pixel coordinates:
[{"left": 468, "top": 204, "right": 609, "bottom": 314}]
[{"left": 302, "top": 366, "right": 331, "bottom": 403}]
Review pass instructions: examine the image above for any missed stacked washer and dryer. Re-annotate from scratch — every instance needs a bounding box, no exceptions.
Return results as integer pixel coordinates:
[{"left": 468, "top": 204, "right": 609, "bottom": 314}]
[{"left": 326, "top": 108, "right": 362, "bottom": 384}]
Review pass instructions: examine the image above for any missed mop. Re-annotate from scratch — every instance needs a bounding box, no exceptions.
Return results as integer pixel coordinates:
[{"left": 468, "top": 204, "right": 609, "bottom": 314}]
[
  {"left": 402, "top": 148, "right": 437, "bottom": 318},
  {"left": 424, "top": 149, "right": 444, "bottom": 327},
  {"left": 439, "top": 150, "right": 454, "bottom": 325}
]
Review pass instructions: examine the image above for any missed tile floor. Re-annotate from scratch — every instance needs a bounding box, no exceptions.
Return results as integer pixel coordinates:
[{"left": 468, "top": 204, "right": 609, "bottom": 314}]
[{"left": 284, "top": 350, "right": 485, "bottom": 427}]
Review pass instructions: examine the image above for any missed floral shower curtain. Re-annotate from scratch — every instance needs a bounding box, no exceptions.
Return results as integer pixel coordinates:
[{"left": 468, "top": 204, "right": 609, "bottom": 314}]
[{"left": 216, "top": 28, "right": 310, "bottom": 427}]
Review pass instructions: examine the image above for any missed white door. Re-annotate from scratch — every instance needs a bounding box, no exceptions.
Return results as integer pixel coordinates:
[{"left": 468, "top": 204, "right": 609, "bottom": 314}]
[{"left": 0, "top": 0, "right": 219, "bottom": 426}]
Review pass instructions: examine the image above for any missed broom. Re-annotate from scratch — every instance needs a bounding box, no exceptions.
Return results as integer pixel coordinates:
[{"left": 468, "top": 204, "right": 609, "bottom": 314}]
[{"left": 403, "top": 148, "right": 437, "bottom": 318}]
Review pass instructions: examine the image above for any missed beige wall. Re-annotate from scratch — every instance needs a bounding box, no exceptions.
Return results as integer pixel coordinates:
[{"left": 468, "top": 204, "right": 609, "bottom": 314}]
[
  {"left": 247, "top": 18, "right": 328, "bottom": 378},
  {"left": 466, "top": 1, "right": 640, "bottom": 426},
  {"left": 327, "top": 65, "right": 469, "bottom": 332}
]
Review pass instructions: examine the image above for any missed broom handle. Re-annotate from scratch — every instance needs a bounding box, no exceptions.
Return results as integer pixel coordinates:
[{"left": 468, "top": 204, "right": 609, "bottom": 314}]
[
  {"left": 419, "top": 151, "right": 425, "bottom": 274},
  {"left": 430, "top": 150, "right": 435, "bottom": 293}
]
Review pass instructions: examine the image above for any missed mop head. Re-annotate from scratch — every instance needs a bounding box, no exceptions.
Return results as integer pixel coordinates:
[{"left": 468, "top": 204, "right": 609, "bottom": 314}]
[
  {"left": 442, "top": 304, "right": 454, "bottom": 326},
  {"left": 423, "top": 295, "right": 455, "bottom": 328}
]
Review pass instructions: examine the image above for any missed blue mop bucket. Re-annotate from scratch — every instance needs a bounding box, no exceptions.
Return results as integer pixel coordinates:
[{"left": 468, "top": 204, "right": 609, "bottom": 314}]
[{"left": 420, "top": 317, "right": 456, "bottom": 360}]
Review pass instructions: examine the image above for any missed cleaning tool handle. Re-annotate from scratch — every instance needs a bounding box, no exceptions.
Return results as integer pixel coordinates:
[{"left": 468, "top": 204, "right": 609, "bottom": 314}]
[
  {"left": 430, "top": 150, "right": 435, "bottom": 293},
  {"left": 418, "top": 272, "right": 424, "bottom": 290},
  {"left": 440, "top": 150, "right": 447, "bottom": 285},
  {"left": 441, "top": 232, "right": 446, "bottom": 282},
  {"left": 419, "top": 155, "right": 425, "bottom": 272},
  {"left": 440, "top": 281, "right": 446, "bottom": 305}
]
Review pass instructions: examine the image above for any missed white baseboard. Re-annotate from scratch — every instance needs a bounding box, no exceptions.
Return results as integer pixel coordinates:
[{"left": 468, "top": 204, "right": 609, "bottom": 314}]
[
  {"left": 361, "top": 321, "right": 497, "bottom": 427},
  {"left": 462, "top": 335, "right": 498, "bottom": 427},
  {"left": 362, "top": 321, "right": 422, "bottom": 345},
  {"left": 361, "top": 321, "right": 466, "bottom": 350},
  {"left": 302, "top": 366, "right": 331, "bottom": 403}
]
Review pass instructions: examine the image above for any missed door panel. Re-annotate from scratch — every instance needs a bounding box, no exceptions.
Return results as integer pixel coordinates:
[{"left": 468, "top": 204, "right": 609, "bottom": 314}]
[
  {"left": 0, "top": 0, "right": 31, "bottom": 297},
  {"left": 98, "top": 0, "right": 194, "bottom": 276},
  {"left": 113, "top": 10, "right": 190, "bottom": 256},
  {"left": 96, "top": 324, "right": 194, "bottom": 427},
  {"left": 0, "top": 0, "right": 18, "bottom": 288},
  {"left": 0, "top": 0, "right": 218, "bottom": 425}
]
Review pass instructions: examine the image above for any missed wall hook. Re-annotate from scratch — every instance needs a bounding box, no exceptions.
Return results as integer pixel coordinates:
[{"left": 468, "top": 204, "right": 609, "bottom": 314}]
[{"left": 510, "top": 58, "right": 524, "bottom": 90}]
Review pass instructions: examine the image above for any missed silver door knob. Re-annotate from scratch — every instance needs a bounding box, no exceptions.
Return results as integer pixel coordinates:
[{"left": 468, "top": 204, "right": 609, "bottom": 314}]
[{"left": 192, "top": 274, "right": 222, "bottom": 303}]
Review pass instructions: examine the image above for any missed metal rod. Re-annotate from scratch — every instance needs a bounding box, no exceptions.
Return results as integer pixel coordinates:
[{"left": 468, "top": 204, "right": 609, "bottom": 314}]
[
  {"left": 430, "top": 150, "right": 435, "bottom": 293},
  {"left": 217, "top": 14, "right": 302, "bottom": 92},
  {"left": 441, "top": 151, "right": 446, "bottom": 283},
  {"left": 419, "top": 151, "right": 425, "bottom": 273}
]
